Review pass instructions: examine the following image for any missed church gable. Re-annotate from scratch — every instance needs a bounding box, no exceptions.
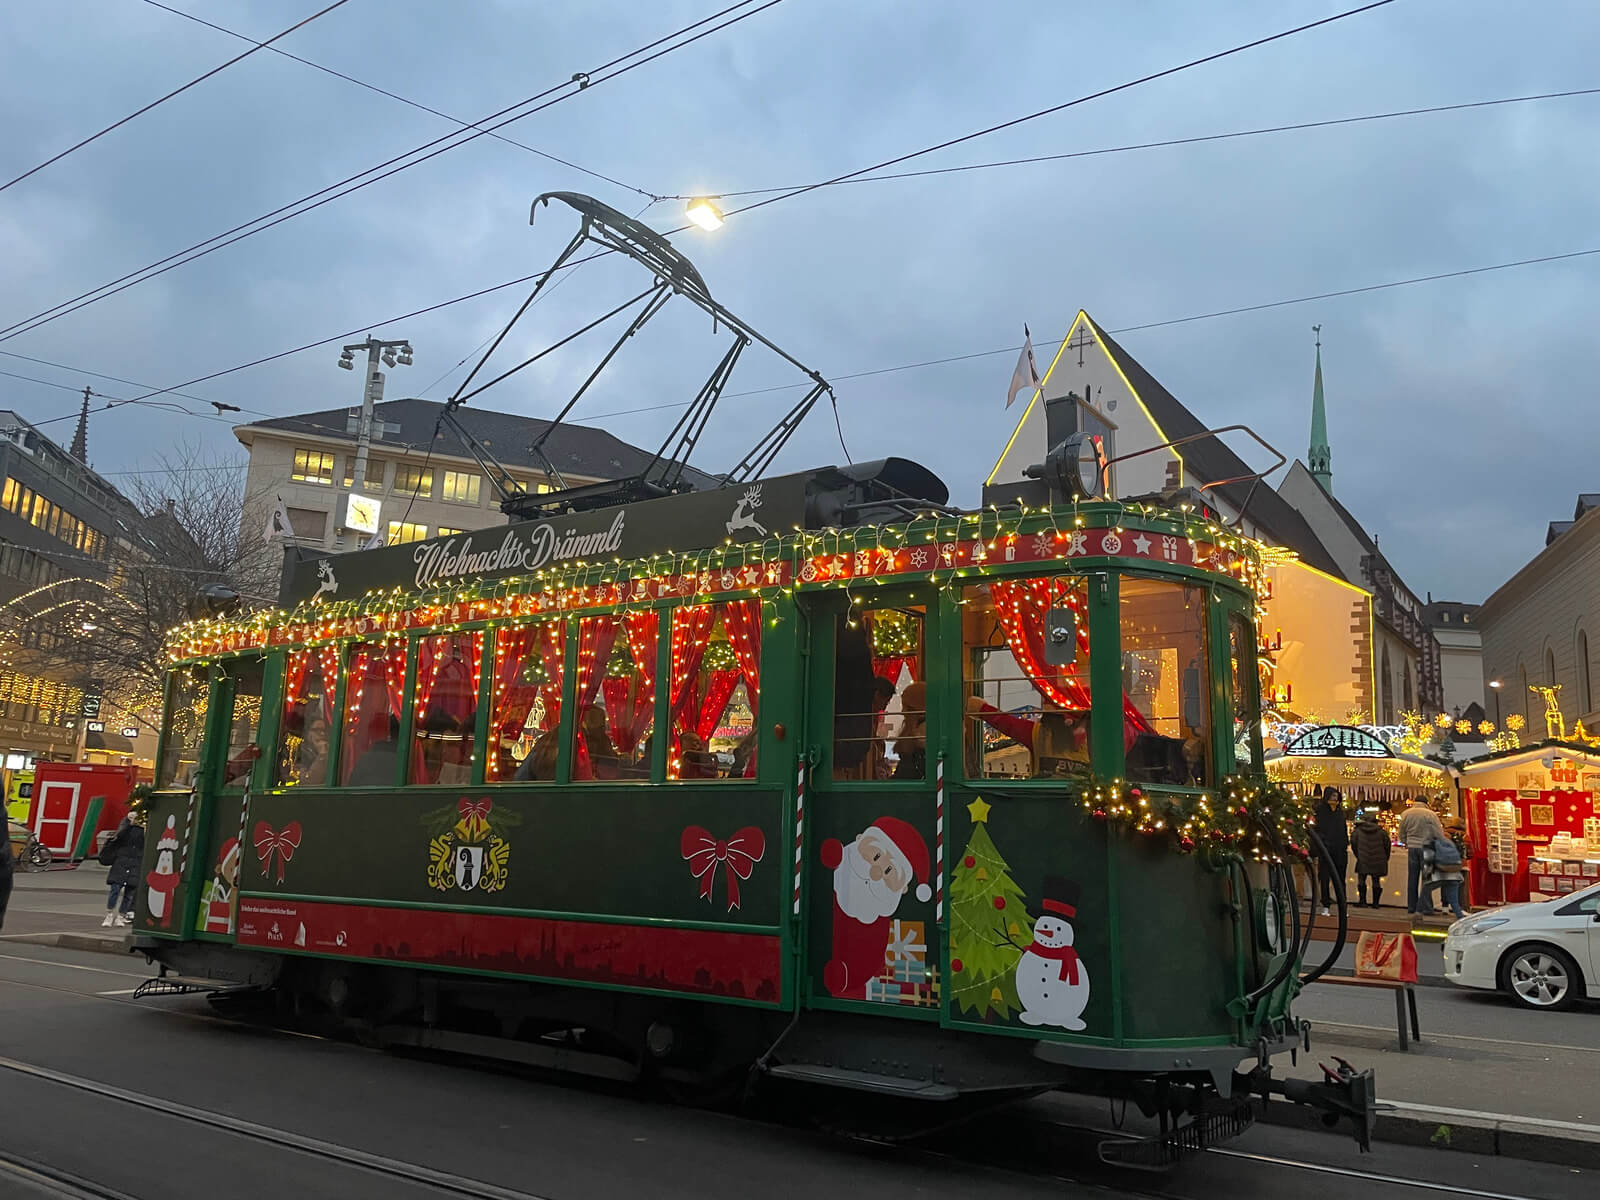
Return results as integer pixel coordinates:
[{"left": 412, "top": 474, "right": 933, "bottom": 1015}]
[{"left": 987, "top": 311, "right": 1184, "bottom": 499}]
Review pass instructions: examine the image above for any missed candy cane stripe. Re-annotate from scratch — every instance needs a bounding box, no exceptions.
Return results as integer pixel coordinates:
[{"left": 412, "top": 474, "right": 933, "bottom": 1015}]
[
  {"left": 793, "top": 757, "right": 805, "bottom": 917},
  {"left": 935, "top": 756, "right": 945, "bottom": 921}
]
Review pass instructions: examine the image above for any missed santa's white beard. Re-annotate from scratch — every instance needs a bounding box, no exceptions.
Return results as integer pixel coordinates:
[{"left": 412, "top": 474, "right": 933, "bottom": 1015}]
[{"left": 834, "top": 853, "right": 903, "bottom": 923}]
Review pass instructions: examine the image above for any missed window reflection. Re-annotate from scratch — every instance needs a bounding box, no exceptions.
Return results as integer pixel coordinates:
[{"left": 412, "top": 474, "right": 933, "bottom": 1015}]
[
  {"left": 1229, "top": 613, "right": 1259, "bottom": 773},
  {"left": 158, "top": 667, "right": 210, "bottom": 789},
  {"left": 832, "top": 606, "right": 925, "bottom": 781},
  {"left": 666, "top": 600, "right": 761, "bottom": 781},
  {"left": 220, "top": 658, "right": 265, "bottom": 789},
  {"left": 1121, "top": 578, "right": 1212, "bottom": 786},
  {"left": 410, "top": 632, "right": 482, "bottom": 785},
  {"left": 340, "top": 640, "right": 407, "bottom": 787},
  {"left": 273, "top": 648, "right": 339, "bottom": 788}
]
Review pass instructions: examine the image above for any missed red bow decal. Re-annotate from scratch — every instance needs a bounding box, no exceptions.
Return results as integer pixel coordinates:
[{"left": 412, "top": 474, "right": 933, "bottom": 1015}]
[
  {"left": 680, "top": 825, "right": 765, "bottom": 911},
  {"left": 457, "top": 797, "right": 493, "bottom": 839},
  {"left": 252, "top": 820, "right": 302, "bottom": 884}
]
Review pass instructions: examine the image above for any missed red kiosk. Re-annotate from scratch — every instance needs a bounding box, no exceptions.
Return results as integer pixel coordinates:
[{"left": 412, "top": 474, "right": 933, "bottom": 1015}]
[
  {"left": 1457, "top": 742, "right": 1600, "bottom": 907},
  {"left": 26, "top": 762, "right": 138, "bottom": 859}
]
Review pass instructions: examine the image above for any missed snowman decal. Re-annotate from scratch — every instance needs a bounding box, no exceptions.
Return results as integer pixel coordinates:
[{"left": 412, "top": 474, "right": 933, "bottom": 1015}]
[
  {"left": 1015, "top": 876, "right": 1090, "bottom": 1030},
  {"left": 144, "top": 815, "right": 182, "bottom": 929}
]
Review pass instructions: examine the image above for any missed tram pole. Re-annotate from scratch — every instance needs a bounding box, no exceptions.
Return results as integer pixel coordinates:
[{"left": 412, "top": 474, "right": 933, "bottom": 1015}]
[{"left": 336, "top": 336, "right": 411, "bottom": 549}]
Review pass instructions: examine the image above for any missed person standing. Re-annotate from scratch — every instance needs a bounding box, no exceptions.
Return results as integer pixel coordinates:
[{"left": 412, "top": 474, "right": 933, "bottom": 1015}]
[
  {"left": 0, "top": 817, "right": 14, "bottom": 932},
  {"left": 1398, "top": 796, "right": 1447, "bottom": 916},
  {"left": 1312, "top": 787, "right": 1350, "bottom": 916},
  {"left": 1350, "top": 808, "right": 1391, "bottom": 908},
  {"left": 101, "top": 810, "right": 145, "bottom": 927}
]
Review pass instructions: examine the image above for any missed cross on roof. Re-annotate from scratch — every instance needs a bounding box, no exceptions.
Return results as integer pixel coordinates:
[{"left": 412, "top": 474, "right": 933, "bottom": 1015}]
[{"left": 1068, "top": 326, "right": 1096, "bottom": 367}]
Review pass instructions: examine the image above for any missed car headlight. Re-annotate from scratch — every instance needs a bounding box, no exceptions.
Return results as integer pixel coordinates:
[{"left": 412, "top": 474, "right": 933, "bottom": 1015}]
[{"left": 1454, "top": 916, "right": 1510, "bottom": 936}]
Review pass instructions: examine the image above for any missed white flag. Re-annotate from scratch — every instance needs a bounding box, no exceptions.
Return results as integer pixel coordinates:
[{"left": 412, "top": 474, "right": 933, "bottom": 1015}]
[
  {"left": 1007, "top": 325, "right": 1042, "bottom": 408},
  {"left": 262, "top": 495, "right": 295, "bottom": 543},
  {"left": 361, "top": 529, "right": 386, "bottom": 550}
]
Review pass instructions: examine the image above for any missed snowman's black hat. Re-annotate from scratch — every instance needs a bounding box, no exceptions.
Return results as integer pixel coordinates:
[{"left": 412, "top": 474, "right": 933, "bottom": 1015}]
[{"left": 1035, "top": 875, "right": 1082, "bottom": 920}]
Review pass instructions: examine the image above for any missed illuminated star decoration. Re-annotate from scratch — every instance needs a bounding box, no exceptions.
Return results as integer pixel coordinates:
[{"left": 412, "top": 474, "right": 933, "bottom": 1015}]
[
  {"left": 967, "top": 795, "right": 992, "bottom": 823},
  {"left": 1132, "top": 532, "right": 1152, "bottom": 555}
]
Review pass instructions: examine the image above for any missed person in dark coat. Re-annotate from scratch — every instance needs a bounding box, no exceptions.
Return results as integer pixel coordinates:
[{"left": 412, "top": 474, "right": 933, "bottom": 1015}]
[
  {"left": 1312, "top": 787, "right": 1350, "bottom": 915},
  {"left": 1350, "top": 808, "right": 1391, "bottom": 908},
  {"left": 102, "top": 811, "right": 145, "bottom": 927},
  {"left": 0, "top": 819, "right": 14, "bottom": 932}
]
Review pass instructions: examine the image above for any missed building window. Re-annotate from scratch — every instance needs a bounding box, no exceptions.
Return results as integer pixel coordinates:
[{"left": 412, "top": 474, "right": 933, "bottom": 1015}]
[
  {"left": 1581, "top": 631, "right": 1594, "bottom": 714},
  {"left": 285, "top": 508, "right": 328, "bottom": 542},
  {"left": 393, "top": 464, "right": 434, "bottom": 498},
  {"left": 440, "top": 470, "right": 481, "bottom": 505},
  {"left": 1461, "top": 612, "right": 1471, "bottom": 624},
  {"left": 437, "top": 527, "right": 464, "bottom": 538},
  {"left": 291, "top": 448, "right": 335, "bottom": 485},
  {"left": 342, "top": 456, "right": 384, "bottom": 489},
  {"left": 386, "top": 520, "right": 428, "bottom": 545},
  {"left": 1546, "top": 648, "right": 1557, "bottom": 686},
  {"left": 1380, "top": 645, "right": 1393, "bottom": 726},
  {"left": 1402, "top": 658, "right": 1413, "bottom": 712}
]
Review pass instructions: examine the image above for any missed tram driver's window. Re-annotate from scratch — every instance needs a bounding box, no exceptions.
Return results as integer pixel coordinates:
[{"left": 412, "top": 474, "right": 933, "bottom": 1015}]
[
  {"left": 573, "top": 614, "right": 656, "bottom": 783},
  {"left": 339, "top": 639, "right": 408, "bottom": 787},
  {"left": 1228, "top": 613, "right": 1259, "bottom": 773},
  {"left": 961, "top": 579, "right": 1091, "bottom": 781},
  {"left": 487, "top": 621, "right": 565, "bottom": 783},
  {"left": 666, "top": 600, "right": 761, "bottom": 781},
  {"left": 410, "top": 632, "right": 482, "bottom": 785},
  {"left": 157, "top": 666, "right": 210, "bottom": 789},
  {"left": 832, "top": 605, "right": 926, "bottom": 781},
  {"left": 272, "top": 648, "right": 339, "bottom": 789},
  {"left": 220, "top": 657, "right": 266, "bottom": 790},
  {"left": 1120, "top": 578, "right": 1212, "bottom": 786}
]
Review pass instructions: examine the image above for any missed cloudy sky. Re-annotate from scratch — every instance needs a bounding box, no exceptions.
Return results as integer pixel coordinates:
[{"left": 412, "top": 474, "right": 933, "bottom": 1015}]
[{"left": 0, "top": 0, "right": 1595, "bottom": 601}]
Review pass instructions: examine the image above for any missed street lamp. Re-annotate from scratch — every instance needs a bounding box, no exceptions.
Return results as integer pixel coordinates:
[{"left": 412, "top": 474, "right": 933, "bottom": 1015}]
[
  {"left": 685, "top": 197, "right": 724, "bottom": 231},
  {"left": 1488, "top": 679, "right": 1502, "bottom": 727},
  {"left": 337, "top": 336, "right": 413, "bottom": 549}
]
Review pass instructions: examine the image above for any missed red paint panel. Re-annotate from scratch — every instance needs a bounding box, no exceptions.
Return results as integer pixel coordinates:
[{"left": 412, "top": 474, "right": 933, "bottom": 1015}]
[{"left": 236, "top": 898, "right": 783, "bottom": 1004}]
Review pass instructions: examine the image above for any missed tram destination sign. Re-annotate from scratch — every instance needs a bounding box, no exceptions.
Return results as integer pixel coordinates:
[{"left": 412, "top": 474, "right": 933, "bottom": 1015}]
[
  {"left": 282, "top": 474, "right": 810, "bottom": 605},
  {"left": 1280, "top": 724, "right": 1394, "bottom": 759}
]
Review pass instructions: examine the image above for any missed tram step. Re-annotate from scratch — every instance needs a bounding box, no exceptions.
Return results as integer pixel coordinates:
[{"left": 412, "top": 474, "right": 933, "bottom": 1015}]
[
  {"left": 1096, "top": 1098, "right": 1256, "bottom": 1171},
  {"left": 766, "top": 1063, "right": 959, "bottom": 1100},
  {"left": 131, "top": 975, "right": 258, "bottom": 1000}
]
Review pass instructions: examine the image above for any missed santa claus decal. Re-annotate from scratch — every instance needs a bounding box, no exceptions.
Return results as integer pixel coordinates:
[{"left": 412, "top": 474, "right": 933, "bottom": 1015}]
[{"left": 820, "top": 816, "right": 933, "bottom": 1000}]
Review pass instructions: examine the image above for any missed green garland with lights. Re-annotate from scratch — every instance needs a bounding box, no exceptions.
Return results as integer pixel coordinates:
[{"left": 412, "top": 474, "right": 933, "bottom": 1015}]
[{"left": 1077, "top": 775, "right": 1316, "bottom": 859}]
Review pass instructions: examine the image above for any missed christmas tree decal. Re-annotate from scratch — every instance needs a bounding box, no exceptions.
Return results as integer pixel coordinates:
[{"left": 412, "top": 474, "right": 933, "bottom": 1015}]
[{"left": 949, "top": 796, "right": 1028, "bottom": 1019}]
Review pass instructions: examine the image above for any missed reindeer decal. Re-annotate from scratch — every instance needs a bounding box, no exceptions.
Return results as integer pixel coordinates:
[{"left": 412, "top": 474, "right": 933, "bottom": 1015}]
[
  {"left": 311, "top": 559, "right": 339, "bottom": 603},
  {"left": 726, "top": 485, "right": 767, "bottom": 537}
]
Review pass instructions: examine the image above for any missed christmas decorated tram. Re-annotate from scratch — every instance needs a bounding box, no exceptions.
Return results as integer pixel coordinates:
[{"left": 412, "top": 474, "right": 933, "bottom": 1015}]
[
  {"left": 131, "top": 459, "right": 1373, "bottom": 1165},
  {"left": 129, "top": 191, "right": 1371, "bottom": 1167}
]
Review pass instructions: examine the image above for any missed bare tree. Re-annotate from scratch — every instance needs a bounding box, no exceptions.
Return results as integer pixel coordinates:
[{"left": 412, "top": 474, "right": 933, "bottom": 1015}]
[{"left": 0, "top": 443, "right": 276, "bottom": 725}]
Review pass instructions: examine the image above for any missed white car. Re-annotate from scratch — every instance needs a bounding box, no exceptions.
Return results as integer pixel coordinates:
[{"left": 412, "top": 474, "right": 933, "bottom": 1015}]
[{"left": 1442, "top": 883, "right": 1600, "bottom": 1010}]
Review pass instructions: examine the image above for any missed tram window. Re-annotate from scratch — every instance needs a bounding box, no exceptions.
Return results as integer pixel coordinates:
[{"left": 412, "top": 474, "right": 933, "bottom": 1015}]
[
  {"left": 487, "top": 622, "right": 566, "bottom": 783},
  {"left": 157, "top": 666, "right": 210, "bottom": 789},
  {"left": 832, "top": 605, "right": 926, "bottom": 782},
  {"left": 339, "top": 640, "right": 408, "bottom": 787},
  {"left": 1228, "top": 613, "right": 1259, "bottom": 773},
  {"left": 1120, "top": 578, "right": 1212, "bottom": 787},
  {"left": 272, "top": 647, "right": 339, "bottom": 789},
  {"left": 666, "top": 600, "right": 761, "bottom": 781},
  {"left": 572, "top": 614, "right": 657, "bottom": 782},
  {"left": 410, "top": 632, "right": 483, "bottom": 785},
  {"left": 961, "top": 579, "right": 1092, "bottom": 781},
  {"left": 220, "top": 657, "right": 266, "bottom": 789}
]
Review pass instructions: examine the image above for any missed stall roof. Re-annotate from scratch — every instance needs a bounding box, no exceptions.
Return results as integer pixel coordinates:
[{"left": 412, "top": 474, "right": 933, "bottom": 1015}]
[
  {"left": 1264, "top": 749, "right": 1452, "bottom": 776},
  {"left": 1454, "top": 740, "right": 1600, "bottom": 773}
]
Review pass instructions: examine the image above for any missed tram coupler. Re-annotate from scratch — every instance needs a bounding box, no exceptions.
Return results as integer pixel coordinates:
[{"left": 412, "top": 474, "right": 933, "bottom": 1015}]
[{"left": 1244, "top": 1056, "right": 1376, "bottom": 1152}]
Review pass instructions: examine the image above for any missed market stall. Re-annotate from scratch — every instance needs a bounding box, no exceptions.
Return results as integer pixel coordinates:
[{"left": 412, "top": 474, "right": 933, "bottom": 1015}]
[{"left": 1455, "top": 743, "right": 1600, "bottom": 907}]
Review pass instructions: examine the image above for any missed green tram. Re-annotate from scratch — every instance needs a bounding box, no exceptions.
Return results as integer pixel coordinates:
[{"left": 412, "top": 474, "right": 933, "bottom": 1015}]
[{"left": 133, "top": 459, "right": 1371, "bottom": 1164}]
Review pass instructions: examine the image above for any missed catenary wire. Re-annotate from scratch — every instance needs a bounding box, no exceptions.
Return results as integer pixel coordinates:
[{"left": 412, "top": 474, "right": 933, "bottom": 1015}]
[
  {"left": 136, "top": 0, "right": 662, "bottom": 201},
  {"left": 0, "top": 0, "right": 351, "bottom": 195},
  {"left": 719, "top": 0, "right": 1400, "bottom": 222},
  {"left": 698, "top": 86, "right": 1600, "bottom": 199},
  {"left": 0, "top": 0, "right": 782, "bottom": 344}
]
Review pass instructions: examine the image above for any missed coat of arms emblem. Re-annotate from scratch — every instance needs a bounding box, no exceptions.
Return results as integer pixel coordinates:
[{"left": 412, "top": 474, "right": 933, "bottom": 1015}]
[{"left": 427, "top": 798, "right": 514, "bottom": 893}]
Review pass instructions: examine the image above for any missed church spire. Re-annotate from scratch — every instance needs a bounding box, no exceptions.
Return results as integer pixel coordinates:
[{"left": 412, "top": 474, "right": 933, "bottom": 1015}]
[
  {"left": 1307, "top": 326, "right": 1332, "bottom": 493},
  {"left": 70, "top": 386, "right": 90, "bottom": 464}
]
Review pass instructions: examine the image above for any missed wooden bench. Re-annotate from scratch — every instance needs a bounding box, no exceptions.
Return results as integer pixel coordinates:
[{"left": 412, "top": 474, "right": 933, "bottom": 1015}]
[{"left": 1314, "top": 975, "right": 1422, "bottom": 1051}]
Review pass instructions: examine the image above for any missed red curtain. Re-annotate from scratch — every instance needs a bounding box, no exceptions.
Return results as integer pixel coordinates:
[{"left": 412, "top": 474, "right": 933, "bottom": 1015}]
[
  {"left": 867, "top": 610, "right": 920, "bottom": 684},
  {"left": 722, "top": 599, "right": 762, "bottom": 696},
  {"left": 668, "top": 605, "right": 716, "bottom": 733},
  {"left": 989, "top": 580, "right": 1153, "bottom": 748},
  {"left": 576, "top": 617, "right": 620, "bottom": 712},
  {"left": 695, "top": 670, "right": 742, "bottom": 741},
  {"left": 488, "top": 623, "right": 563, "bottom": 781},
  {"left": 618, "top": 612, "right": 659, "bottom": 753}
]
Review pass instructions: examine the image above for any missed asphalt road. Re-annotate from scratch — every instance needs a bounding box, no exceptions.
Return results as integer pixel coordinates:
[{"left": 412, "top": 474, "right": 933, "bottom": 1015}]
[{"left": 0, "top": 942, "right": 1592, "bottom": 1200}]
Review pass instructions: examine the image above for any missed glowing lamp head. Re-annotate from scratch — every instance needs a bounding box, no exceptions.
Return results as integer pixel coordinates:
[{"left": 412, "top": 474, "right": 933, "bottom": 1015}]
[{"left": 685, "top": 197, "right": 724, "bottom": 231}]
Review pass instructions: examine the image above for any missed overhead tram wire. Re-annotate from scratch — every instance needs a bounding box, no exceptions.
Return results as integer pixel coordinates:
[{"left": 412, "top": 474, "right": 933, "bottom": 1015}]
[
  {"left": 717, "top": 0, "right": 1401, "bottom": 223},
  {"left": 0, "top": 0, "right": 784, "bottom": 345},
  {"left": 0, "top": 0, "right": 351, "bottom": 195},
  {"left": 136, "top": 0, "right": 661, "bottom": 201}
]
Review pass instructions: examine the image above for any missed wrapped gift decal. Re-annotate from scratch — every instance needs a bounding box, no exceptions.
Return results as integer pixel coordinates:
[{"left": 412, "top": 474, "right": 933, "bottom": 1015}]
[{"left": 864, "top": 919, "right": 940, "bottom": 1007}]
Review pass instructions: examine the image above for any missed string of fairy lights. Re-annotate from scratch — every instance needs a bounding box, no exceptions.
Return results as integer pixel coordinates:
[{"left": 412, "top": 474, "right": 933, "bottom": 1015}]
[{"left": 163, "top": 500, "right": 1314, "bottom": 855}]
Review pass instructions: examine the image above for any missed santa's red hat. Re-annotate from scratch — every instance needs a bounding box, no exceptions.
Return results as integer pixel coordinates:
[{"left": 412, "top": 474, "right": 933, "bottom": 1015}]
[
  {"left": 157, "top": 815, "right": 179, "bottom": 851},
  {"left": 870, "top": 816, "right": 932, "bottom": 903}
]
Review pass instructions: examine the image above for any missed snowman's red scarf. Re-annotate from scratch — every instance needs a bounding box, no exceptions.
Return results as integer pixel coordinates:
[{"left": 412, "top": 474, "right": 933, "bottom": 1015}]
[{"left": 1028, "top": 940, "right": 1080, "bottom": 985}]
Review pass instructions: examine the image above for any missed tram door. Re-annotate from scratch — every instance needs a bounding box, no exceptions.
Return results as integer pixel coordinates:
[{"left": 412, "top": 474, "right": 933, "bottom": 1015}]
[
  {"left": 802, "top": 590, "right": 943, "bottom": 1017},
  {"left": 190, "top": 655, "right": 267, "bottom": 940}
]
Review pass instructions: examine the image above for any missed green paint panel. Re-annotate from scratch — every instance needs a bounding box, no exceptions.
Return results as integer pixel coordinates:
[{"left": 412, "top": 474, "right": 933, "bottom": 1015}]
[{"left": 242, "top": 785, "right": 787, "bottom": 926}]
